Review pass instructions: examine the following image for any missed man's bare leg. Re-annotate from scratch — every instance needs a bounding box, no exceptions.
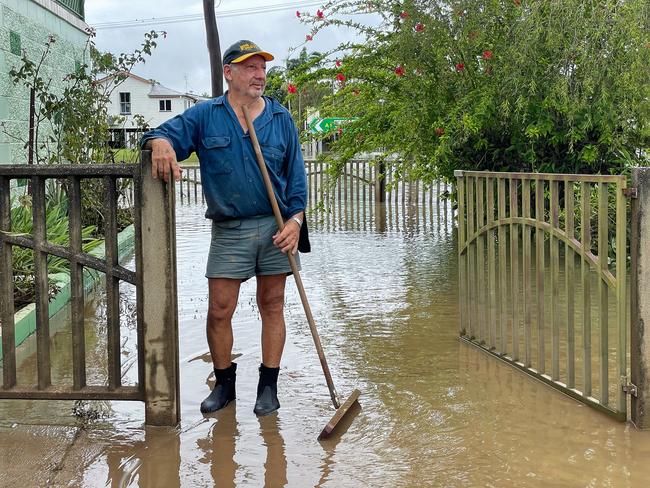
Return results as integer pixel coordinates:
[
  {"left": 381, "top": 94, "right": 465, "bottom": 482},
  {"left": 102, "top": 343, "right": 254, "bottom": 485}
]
[
  {"left": 256, "top": 274, "right": 287, "bottom": 367},
  {"left": 200, "top": 277, "right": 241, "bottom": 413},
  {"left": 254, "top": 273, "right": 287, "bottom": 415},
  {"left": 206, "top": 278, "right": 242, "bottom": 369}
]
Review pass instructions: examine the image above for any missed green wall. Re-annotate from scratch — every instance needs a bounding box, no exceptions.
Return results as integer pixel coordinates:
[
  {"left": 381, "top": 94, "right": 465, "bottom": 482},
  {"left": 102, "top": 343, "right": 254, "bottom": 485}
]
[{"left": 0, "top": 0, "right": 88, "bottom": 175}]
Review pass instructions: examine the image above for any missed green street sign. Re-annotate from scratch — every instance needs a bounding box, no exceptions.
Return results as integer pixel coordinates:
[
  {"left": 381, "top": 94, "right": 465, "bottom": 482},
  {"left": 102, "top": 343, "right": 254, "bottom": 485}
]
[{"left": 308, "top": 117, "right": 355, "bottom": 134}]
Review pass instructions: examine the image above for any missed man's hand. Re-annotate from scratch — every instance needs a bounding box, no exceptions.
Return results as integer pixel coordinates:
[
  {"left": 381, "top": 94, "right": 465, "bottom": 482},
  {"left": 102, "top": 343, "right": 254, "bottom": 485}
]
[
  {"left": 272, "top": 216, "right": 302, "bottom": 255},
  {"left": 148, "top": 138, "right": 182, "bottom": 182}
]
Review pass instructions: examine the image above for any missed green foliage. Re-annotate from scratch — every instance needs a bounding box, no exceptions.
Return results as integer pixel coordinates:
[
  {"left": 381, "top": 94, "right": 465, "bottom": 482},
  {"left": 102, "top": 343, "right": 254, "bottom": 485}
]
[
  {"left": 9, "top": 185, "right": 102, "bottom": 309},
  {"left": 3, "top": 29, "right": 163, "bottom": 233},
  {"left": 294, "top": 0, "right": 650, "bottom": 182}
]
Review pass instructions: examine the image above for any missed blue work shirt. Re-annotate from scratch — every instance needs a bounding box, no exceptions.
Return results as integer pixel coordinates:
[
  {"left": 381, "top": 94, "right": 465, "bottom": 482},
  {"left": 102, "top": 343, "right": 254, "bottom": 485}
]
[{"left": 141, "top": 94, "right": 307, "bottom": 222}]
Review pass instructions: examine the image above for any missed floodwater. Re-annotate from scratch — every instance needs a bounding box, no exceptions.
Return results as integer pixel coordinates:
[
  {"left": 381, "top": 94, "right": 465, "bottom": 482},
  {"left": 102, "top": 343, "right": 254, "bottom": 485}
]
[{"left": 3, "top": 189, "right": 650, "bottom": 487}]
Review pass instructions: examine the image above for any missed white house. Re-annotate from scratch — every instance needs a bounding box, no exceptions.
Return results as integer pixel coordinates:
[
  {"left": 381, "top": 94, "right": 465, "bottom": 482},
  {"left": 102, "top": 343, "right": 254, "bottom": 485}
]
[{"left": 97, "top": 72, "right": 208, "bottom": 148}]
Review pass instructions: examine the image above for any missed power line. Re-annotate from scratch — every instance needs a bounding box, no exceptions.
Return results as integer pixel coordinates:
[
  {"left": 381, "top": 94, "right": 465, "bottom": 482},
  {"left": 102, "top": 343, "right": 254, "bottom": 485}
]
[{"left": 92, "top": 1, "right": 324, "bottom": 30}]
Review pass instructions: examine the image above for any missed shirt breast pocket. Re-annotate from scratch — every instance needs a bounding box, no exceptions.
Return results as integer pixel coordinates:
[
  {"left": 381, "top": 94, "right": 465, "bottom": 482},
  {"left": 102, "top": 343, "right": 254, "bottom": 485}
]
[
  {"left": 202, "top": 136, "right": 233, "bottom": 175},
  {"left": 260, "top": 144, "right": 285, "bottom": 174}
]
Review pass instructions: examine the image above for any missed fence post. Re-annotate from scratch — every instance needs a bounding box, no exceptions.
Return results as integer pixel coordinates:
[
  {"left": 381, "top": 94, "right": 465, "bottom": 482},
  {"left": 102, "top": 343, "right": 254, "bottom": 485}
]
[
  {"left": 140, "top": 151, "right": 181, "bottom": 426},
  {"left": 632, "top": 167, "right": 650, "bottom": 429},
  {"left": 374, "top": 160, "right": 386, "bottom": 203}
]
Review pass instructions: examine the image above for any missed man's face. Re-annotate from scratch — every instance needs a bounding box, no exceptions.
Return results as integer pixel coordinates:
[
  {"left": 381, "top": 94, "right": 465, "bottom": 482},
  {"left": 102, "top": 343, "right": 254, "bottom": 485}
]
[{"left": 226, "top": 55, "right": 267, "bottom": 99}]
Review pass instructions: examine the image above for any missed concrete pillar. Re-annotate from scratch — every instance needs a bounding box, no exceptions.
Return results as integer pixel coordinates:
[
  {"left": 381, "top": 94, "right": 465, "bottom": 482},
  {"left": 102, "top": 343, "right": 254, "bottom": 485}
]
[
  {"left": 632, "top": 167, "right": 650, "bottom": 428},
  {"left": 140, "top": 152, "right": 181, "bottom": 426}
]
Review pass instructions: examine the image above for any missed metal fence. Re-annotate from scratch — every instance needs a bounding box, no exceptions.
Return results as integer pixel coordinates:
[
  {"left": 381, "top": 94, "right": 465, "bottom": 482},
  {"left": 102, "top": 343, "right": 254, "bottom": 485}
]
[
  {"left": 176, "top": 160, "right": 452, "bottom": 233},
  {"left": 0, "top": 155, "right": 180, "bottom": 425},
  {"left": 455, "top": 170, "right": 630, "bottom": 420},
  {"left": 177, "top": 164, "right": 203, "bottom": 205},
  {"left": 305, "top": 159, "right": 451, "bottom": 231}
]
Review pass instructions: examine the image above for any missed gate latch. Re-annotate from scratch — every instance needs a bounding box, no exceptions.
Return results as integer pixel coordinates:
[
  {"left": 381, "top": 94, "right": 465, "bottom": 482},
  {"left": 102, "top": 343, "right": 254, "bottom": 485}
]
[{"left": 623, "top": 382, "right": 638, "bottom": 397}]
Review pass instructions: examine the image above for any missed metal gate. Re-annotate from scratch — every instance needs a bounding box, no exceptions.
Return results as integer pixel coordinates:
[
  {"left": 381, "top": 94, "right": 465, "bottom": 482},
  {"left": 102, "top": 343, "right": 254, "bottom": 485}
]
[
  {"left": 455, "top": 170, "right": 630, "bottom": 420},
  {"left": 0, "top": 155, "right": 180, "bottom": 425}
]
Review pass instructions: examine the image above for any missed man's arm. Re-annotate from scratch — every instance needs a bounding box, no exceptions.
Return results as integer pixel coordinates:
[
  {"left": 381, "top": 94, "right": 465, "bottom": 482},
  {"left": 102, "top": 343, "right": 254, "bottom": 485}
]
[
  {"left": 144, "top": 138, "right": 182, "bottom": 182},
  {"left": 140, "top": 103, "right": 203, "bottom": 181}
]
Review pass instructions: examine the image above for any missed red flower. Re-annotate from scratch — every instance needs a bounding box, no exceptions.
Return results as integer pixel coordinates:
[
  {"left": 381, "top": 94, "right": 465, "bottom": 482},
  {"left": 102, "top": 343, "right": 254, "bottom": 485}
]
[
  {"left": 335, "top": 60, "right": 342, "bottom": 67},
  {"left": 296, "top": 11, "right": 301, "bottom": 18},
  {"left": 306, "top": 34, "right": 313, "bottom": 41},
  {"left": 455, "top": 62, "right": 465, "bottom": 72},
  {"left": 337, "top": 127, "right": 343, "bottom": 136},
  {"left": 336, "top": 72, "right": 346, "bottom": 82},
  {"left": 435, "top": 127, "right": 445, "bottom": 137},
  {"left": 482, "top": 50, "right": 493, "bottom": 60},
  {"left": 415, "top": 23, "right": 425, "bottom": 32},
  {"left": 400, "top": 11, "right": 409, "bottom": 18},
  {"left": 287, "top": 84, "right": 297, "bottom": 94},
  {"left": 394, "top": 65, "right": 405, "bottom": 76},
  {"left": 317, "top": 9, "right": 324, "bottom": 19}
]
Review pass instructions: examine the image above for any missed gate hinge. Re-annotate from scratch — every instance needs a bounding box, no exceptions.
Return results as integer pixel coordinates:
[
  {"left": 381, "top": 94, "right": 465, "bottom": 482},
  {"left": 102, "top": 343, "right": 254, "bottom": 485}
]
[
  {"left": 623, "top": 188, "right": 637, "bottom": 199},
  {"left": 622, "top": 382, "right": 638, "bottom": 397}
]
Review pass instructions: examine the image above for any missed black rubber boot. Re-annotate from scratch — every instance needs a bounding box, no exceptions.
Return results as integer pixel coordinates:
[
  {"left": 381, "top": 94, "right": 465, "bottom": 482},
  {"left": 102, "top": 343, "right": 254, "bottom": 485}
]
[
  {"left": 200, "top": 363, "right": 237, "bottom": 413},
  {"left": 253, "top": 363, "right": 280, "bottom": 416}
]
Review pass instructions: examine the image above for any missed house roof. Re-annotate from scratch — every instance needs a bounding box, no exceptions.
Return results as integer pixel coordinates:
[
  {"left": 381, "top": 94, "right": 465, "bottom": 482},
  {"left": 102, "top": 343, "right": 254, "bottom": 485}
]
[
  {"left": 96, "top": 71, "right": 197, "bottom": 99},
  {"left": 148, "top": 83, "right": 185, "bottom": 98}
]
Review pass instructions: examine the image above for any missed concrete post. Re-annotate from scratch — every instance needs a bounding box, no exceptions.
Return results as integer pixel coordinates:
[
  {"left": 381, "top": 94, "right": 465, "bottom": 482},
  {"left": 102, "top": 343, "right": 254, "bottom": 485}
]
[
  {"left": 632, "top": 167, "right": 650, "bottom": 428},
  {"left": 140, "top": 152, "right": 181, "bottom": 426}
]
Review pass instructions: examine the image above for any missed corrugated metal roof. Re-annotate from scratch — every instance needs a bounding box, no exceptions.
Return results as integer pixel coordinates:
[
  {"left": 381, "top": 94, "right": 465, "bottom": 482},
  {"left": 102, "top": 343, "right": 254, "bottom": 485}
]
[{"left": 148, "top": 83, "right": 186, "bottom": 97}]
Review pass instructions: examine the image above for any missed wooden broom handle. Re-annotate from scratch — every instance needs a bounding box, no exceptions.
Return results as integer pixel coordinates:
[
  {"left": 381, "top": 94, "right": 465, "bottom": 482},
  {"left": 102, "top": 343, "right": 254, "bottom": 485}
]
[{"left": 242, "top": 105, "right": 340, "bottom": 409}]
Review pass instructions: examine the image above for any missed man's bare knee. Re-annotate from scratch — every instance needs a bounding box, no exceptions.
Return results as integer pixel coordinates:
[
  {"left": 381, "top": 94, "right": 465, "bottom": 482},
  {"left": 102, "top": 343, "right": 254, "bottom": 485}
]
[
  {"left": 257, "top": 292, "right": 284, "bottom": 317},
  {"left": 207, "top": 300, "right": 236, "bottom": 327}
]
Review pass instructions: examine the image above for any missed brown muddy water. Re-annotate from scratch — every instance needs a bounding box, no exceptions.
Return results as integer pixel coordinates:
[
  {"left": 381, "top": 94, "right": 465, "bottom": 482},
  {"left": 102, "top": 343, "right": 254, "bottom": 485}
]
[{"left": 2, "top": 193, "right": 650, "bottom": 487}]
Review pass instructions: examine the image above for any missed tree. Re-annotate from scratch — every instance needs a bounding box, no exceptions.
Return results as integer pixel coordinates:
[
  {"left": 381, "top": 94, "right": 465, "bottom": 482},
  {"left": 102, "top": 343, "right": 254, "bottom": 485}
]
[{"left": 294, "top": 0, "right": 650, "bottom": 182}]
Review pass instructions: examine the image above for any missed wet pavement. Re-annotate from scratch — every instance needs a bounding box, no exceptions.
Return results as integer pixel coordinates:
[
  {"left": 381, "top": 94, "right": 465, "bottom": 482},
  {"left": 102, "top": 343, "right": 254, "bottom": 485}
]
[{"left": 2, "top": 193, "right": 650, "bottom": 487}]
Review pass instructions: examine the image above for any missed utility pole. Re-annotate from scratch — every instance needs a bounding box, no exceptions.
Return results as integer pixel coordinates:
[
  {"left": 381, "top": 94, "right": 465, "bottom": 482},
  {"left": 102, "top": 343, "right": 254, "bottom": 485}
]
[{"left": 203, "top": 0, "right": 223, "bottom": 97}]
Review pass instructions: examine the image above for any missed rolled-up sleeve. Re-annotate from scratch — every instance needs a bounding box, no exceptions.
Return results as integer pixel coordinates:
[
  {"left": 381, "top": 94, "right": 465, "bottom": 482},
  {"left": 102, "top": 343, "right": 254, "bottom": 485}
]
[
  {"left": 283, "top": 119, "right": 307, "bottom": 217},
  {"left": 140, "top": 104, "right": 203, "bottom": 162}
]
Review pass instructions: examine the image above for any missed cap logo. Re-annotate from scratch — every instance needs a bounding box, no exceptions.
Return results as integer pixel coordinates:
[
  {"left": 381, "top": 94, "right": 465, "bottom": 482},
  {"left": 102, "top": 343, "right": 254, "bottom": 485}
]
[{"left": 239, "top": 43, "right": 258, "bottom": 51}]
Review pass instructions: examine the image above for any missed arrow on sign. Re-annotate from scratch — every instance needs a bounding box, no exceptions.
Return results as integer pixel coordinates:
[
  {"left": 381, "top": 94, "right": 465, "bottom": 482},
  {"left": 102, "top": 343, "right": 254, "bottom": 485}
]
[{"left": 308, "top": 117, "right": 356, "bottom": 134}]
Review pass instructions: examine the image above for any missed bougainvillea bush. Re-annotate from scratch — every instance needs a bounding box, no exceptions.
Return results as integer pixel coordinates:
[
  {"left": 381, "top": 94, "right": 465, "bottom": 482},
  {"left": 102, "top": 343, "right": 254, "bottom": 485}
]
[{"left": 292, "top": 0, "right": 650, "bottom": 182}]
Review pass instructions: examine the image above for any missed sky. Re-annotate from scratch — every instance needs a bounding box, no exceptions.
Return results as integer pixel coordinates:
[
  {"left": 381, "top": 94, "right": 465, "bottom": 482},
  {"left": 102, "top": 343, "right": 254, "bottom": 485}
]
[{"left": 85, "top": 0, "right": 363, "bottom": 96}]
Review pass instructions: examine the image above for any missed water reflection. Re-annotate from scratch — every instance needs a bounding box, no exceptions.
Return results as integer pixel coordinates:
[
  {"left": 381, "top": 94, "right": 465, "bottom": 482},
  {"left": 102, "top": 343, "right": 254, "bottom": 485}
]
[
  {"left": 258, "top": 415, "right": 287, "bottom": 488},
  {"left": 197, "top": 409, "right": 239, "bottom": 488},
  {"left": 7, "top": 183, "right": 650, "bottom": 488},
  {"left": 104, "top": 427, "right": 181, "bottom": 487}
]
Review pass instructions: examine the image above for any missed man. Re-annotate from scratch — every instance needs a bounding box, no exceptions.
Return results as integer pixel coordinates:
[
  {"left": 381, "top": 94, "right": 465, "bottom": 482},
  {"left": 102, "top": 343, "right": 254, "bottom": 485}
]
[{"left": 141, "top": 40, "right": 308, "bottom": 416}]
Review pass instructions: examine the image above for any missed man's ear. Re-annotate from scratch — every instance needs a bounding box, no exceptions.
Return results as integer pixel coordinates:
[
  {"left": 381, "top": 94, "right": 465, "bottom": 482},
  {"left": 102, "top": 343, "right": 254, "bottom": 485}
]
[{"left": 223, "top": 64, "right": 233, "bottom": 82}]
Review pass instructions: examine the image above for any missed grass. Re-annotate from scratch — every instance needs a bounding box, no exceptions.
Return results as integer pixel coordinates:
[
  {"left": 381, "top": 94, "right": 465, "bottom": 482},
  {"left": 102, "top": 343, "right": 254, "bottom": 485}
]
[{"left": 112, "top": 149, "right": 200, "bottom": 165}]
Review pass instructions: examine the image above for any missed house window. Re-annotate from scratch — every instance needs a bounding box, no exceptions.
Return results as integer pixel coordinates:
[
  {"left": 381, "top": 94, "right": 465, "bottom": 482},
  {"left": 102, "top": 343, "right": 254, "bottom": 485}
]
[
  {"left": 159, "top": 99, "right": 172, "bottom": 112},
  {"left": 9, "top": 31, "right": 21, "bottom": 56},
  {"left": 119, "top": 92, "right": 131, "bottom": 114}
]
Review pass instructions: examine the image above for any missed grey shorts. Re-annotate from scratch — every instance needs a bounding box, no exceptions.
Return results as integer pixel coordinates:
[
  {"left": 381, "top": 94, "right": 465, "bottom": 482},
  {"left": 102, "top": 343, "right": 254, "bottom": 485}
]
[{"left": 205, "top": 215, "right": 300, "bottom": 280}]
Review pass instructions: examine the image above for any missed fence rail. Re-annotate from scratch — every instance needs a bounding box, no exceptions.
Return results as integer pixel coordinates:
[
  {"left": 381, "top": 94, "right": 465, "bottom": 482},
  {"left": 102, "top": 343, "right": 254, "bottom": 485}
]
[
  {"left": 176, "top": 160, "right": 453, "bottom": 232},
  {"left": 0, "top": 155, "right": 180, "bottom": 425},
  {"left": 455, "top": 170, "right": 629, "bottom": 420}
]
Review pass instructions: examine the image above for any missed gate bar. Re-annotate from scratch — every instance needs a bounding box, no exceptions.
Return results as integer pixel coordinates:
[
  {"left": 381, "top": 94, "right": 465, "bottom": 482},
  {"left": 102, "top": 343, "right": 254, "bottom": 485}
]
[
  {"left": 68, "top": 176, "right": 86, "bottom": 390},
  {"left": 32, "top": 176, "right": 52, "bottom": 390},
  {"left": 0, "top": 176, "right": 16, "bottom": 388}
]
